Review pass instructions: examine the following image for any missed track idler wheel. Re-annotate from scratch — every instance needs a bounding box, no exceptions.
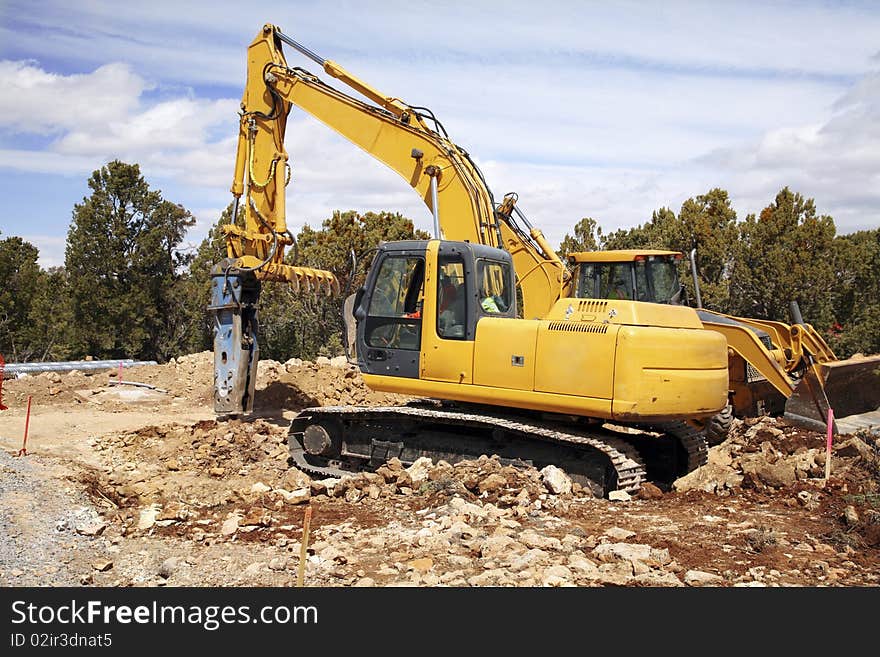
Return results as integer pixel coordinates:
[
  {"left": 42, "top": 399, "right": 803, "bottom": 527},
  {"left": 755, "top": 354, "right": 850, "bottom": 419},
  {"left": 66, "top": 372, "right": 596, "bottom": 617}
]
[{"left": 298, "top": 418, "right": 343, "bottom": 460}]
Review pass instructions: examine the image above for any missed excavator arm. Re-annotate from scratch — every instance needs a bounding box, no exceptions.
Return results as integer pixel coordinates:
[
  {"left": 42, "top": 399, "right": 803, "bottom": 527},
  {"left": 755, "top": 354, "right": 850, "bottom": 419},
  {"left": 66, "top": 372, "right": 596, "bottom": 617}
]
[
  {"left": 212, "top": 23, "right": 572, "bottom": 415},
  {"left": 241, "top": 24, "right": 567, "bottom": 320}
]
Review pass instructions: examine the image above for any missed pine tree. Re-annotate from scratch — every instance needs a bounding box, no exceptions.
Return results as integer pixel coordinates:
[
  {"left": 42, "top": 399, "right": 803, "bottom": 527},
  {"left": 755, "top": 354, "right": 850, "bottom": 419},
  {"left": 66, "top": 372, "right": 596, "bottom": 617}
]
[
  {"left": 64, "top": 160, "right": 194, "bottom": 361},
  {"left": 729, "top": 187, "right": 836, "bottom": 327},
  {"left": 0, "top": 234, "right": 42, "bottom": 360}
]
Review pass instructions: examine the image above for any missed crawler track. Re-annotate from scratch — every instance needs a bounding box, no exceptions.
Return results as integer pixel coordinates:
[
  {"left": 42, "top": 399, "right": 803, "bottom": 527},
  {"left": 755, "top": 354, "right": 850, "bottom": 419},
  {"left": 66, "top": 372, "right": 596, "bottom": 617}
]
[{"left": 289, "top": 403, "right": 707, "bottom": 497}]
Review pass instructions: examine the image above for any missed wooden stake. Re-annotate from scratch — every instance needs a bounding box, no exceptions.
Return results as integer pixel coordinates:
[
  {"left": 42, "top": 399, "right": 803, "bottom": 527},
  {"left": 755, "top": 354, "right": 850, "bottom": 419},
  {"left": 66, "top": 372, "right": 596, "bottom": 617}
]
[
  {"left": 0, "top": 353, "right": 7, "bottom": 411},
  {"left": 17, "top": 395, "right": 32, "bottom": 456},
  {"left": 824, "top": 407, "right": 834, "bottom": 482},
  {"left": 118, "top": 361, "right": 123, "bottom": 384},
  {"left": 297, "top": 506, "right": 313, "bottom": 587}
]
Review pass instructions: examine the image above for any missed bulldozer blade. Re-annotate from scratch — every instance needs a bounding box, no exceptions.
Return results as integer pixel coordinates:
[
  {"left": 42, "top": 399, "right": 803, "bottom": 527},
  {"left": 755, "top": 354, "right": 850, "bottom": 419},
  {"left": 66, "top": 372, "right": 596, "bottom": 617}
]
[{"left": 784, "top": 356, "right": 880, "bottom": 433}]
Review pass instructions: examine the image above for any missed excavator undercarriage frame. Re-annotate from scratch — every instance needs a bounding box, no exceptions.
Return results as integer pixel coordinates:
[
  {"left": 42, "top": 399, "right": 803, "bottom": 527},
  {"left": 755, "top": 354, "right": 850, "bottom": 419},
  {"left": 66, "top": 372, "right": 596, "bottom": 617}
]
[{"left": 289, "top": 402, "right": 708, "bottom": 497}]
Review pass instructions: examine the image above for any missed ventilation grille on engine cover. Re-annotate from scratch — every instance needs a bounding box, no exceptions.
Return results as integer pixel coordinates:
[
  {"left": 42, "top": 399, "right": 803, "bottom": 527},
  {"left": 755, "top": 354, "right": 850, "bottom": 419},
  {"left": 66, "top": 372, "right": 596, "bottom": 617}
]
[
  {"left": 548, "top": 321, "right": 608, "bottom": 334},
  {"left": 577, "top": 300, "right": 608, "bottom": 313}
]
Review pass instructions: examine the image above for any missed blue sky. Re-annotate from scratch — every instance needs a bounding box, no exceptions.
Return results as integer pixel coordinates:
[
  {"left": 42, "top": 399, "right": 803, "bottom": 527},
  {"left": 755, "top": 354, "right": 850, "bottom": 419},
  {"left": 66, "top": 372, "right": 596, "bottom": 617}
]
[{"left": 1, "top": 0, "right": 879, "bottom": 266}]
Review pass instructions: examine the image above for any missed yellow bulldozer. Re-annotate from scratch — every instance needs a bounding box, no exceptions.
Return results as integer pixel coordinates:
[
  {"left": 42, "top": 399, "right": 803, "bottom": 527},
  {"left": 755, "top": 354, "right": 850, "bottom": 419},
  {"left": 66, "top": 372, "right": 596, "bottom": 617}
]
[{"left": 566, "top": 249, "right": 880, "bottom": 441}]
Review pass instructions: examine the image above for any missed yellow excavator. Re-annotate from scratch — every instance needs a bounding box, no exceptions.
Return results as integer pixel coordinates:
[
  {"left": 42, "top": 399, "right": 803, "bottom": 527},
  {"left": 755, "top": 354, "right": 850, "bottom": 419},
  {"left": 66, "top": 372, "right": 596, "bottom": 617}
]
[
  {"left": 567, "top": 249, "right": 880, "bottom": 440},
  {"left": 210, "top": 24, "right": 732, "bottom": 496}
]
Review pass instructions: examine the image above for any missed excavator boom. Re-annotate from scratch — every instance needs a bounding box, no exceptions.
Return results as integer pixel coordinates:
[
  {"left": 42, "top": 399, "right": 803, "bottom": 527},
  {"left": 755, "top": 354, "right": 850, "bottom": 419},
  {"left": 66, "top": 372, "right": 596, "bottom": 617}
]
[{"left": 241, "top": 25, "right": 567, "bottom": 320}]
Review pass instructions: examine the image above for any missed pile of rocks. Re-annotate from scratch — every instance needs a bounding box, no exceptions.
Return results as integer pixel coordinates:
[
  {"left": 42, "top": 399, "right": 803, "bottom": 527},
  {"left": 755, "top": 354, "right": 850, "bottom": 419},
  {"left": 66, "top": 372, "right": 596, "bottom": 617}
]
[
  {"left": 124, "top": 452, "right": 706, "bottom": 587},
  {"left": 674, "top": 416, "right": 878, "bottom": 495},
  {"left": 94, "top": 418, "right": 291, "bottom": 507},
  {"left": 294, "top": 455, "right": 594, "bottom": 511}
]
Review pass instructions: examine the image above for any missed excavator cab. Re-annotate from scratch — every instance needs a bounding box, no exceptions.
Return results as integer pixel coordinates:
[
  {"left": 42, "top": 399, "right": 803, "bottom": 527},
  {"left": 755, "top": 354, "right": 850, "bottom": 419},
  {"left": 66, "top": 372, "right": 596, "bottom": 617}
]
[{"left": 350, "top": 240, "right": 516, "bottom": 380}]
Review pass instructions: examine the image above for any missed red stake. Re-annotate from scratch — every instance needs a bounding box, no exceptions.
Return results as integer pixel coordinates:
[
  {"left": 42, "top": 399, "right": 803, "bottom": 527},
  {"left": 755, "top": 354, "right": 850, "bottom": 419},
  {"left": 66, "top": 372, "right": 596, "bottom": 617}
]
[
  {"left": 18, "top": 395, "right": 32, "bottom": 456},
  {"left": 824, "top": 407, "right": 834, "bottom": 482},
  {"left": 118, "top": 361, "right": 123, "bottom": 384}
]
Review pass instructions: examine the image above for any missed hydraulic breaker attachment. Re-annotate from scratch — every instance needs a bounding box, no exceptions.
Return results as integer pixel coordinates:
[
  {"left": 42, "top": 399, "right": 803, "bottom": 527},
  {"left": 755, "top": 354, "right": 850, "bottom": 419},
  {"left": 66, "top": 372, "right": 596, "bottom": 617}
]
[
  {"left": 209, "top": 259, "right": 261, "bottom": 415},
  {"left": 784, "top": 355, "right": 880, "bottom": 434}
]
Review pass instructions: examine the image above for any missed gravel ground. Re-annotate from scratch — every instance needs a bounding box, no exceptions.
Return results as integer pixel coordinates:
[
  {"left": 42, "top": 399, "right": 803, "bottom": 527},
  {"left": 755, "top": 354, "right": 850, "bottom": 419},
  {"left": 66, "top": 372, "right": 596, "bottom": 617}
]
[{"left": 0, "top": 451, "right": 105, "bottom": 586}]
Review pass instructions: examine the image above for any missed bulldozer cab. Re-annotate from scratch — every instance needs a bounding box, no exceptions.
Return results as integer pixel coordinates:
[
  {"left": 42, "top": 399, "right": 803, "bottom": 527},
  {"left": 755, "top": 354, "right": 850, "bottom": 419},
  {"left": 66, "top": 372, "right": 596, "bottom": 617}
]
[
  {"left": 570, "top": 250, "right": 685, "bottom": 304},
  {"left": 350, "top": 240, "right": 517, "bottom": 379},
  {"left": 565, "top": 250, "right": 880, "bottom": 434}
]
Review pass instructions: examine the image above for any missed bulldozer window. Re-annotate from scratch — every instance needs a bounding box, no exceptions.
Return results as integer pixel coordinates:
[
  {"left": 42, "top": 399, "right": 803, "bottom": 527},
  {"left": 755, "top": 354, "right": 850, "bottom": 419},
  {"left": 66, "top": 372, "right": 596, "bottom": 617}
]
[
  {"left": 574, "top": 263, "right": 634, "bottom": 300},
  {"left": 634, "top": 261, "right": 649, "bottom": 302},
  {"left": 574, "top": 263, "right": 598, "bottom": 298},
  {"left": 634, "top": 257, "right": 682, "bottom": 304},
  {"left": 602, "top": 264, "right": 633, "bottom": 300},
  {"left": 437, "top": 257, "right": 467, "bottom": 339},
  {"left": 366, "top": 256, "right": 424, "bottom": 350}
]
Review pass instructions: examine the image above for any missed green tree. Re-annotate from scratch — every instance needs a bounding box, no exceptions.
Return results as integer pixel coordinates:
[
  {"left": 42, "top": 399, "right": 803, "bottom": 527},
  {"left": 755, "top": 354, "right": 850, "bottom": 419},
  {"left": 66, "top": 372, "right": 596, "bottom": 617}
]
[
  {"left": 259, "top": 210, "right": 429, "bottom": 361},
  {"left": 675, "top": 189, "right": 738, "bottom": 311},
  {"left": 729, "top": 187, "right": 836, "bottom": 328},
  {"left": 0, "top": 235, "right": 43, "bottom": 360},
  {"left": 600, "top": 207, "right": 677, "bottom": 251},
  {"left": 557, "top": 217, "right": 602, "bottom": 259},
  {"left": 21, "top": 267, "right": 74, "bottom": 362},
  {"left": 64, "top": 160, "right": 195, "bottom": 361},
  {"left": 828, "top": 228, "right": 880, "bottom": 357},
  {"left": 175, "top": 203, "right": 244, "bottom": 355}
]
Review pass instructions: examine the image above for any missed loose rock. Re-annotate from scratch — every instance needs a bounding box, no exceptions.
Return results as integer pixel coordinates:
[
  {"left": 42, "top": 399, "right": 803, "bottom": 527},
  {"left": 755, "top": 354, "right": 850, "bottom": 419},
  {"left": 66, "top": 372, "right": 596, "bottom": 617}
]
[
  {"left": 685, "top": 570, "right": 723, "bottom": 587},
  {"left": 540, "top": 465, "right": 572, "bottom": 496},
  {"left": 158, "top": 557, "right": 180, "bottom": 579},
  {"left": 603, "top": 527, "right": 636, "bottom": 541},
  {"left": 137, "top": 505, "right": 160, "bottom": 531}
]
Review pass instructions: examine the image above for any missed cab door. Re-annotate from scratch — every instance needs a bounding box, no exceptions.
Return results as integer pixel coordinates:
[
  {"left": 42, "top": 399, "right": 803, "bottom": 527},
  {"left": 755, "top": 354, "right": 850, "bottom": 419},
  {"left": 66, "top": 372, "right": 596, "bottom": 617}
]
[
  {"left": 355, "top": 246, "right": 425, "bottom": 379},
  {"left": 420, "top": 242, "right": 476, "bottom": 384}
]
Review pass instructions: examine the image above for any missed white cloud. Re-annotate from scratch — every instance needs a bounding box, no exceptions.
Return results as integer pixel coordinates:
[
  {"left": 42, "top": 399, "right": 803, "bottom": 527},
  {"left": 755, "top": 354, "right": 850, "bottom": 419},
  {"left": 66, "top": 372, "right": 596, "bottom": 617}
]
[
  {"left": 6, "top": 1, "right": 880, "bottom": 85},
  {"left": 55, "top": 98, "right": 235, "bottom": 155},
  {"left": 18, "top": 235, "right": 66, "bottom": 268},
  {"left": 3, "top": 2, "right": 880, "bottom": 271},
  {"left": 702, "top": 68, "right": 880, "bottom": 233},
  {"left": 0, "top": 61, "right": 146, "bottom": 134},
  {"left": 0, "top": 59, "right": 238, "bottom": 187},
  {"left": 0, "top": 149, "right": 97, "bottom": 176}
]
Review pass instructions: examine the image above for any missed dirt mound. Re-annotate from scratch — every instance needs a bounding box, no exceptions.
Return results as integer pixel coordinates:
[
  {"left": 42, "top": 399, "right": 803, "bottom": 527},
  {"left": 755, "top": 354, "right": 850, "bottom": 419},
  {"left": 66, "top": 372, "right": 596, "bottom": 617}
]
[
  {"left": 1, "top": 354, "right": 214, "bottom": 408},
  {"left": 2, "top": 352, "right": 408, "bottom": 412},
  {"left": 256, "top": 358, "right": 407, "bottom": 411},
  {"left": 91, "top": 417, "right": 291, "bottom": 509},
  {"left": 3, "top": 368, "right": 114, "bottom": 407}
]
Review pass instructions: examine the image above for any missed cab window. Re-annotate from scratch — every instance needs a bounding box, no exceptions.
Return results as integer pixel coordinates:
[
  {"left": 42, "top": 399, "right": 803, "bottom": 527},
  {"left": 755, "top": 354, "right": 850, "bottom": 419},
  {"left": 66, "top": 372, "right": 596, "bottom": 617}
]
[
  {"left": 574, "top": 262, "right": 634, "bottom": 300},
  {"left": 437, "top": 257, "right": 467, "bottom": 338},
  {"left": 366, "top": 256, "right": 424, "bottom": 350},
  {"left": 634, "top": 261, "right": 649, "bottom": 301},
  {"left": 477, "top": 259, "right": 512, "bottom": 314}
]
